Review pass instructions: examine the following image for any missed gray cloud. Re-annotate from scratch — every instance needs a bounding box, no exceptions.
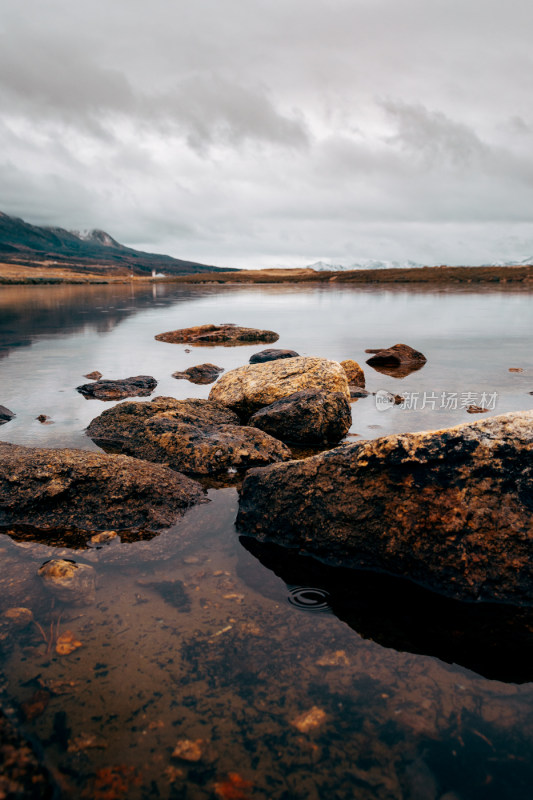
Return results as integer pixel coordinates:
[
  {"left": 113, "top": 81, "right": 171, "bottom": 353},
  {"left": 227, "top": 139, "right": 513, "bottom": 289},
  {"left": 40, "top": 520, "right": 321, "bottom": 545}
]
[{"left": 1, "top": 0, "right": 533, "bottom": 266}]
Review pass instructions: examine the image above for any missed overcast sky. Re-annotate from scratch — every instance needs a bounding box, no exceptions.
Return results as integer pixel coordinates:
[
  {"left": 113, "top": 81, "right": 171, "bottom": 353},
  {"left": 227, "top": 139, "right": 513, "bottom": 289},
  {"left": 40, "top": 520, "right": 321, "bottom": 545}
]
[{"left": 1, "top": 0, "right": 533, "bottom": 268}]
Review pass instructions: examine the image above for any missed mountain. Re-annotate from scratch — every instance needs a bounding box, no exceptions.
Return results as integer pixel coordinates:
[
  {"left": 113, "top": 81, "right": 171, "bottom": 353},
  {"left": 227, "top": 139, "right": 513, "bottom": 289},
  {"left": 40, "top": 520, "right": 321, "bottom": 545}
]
[
  {"left": 0, "top": 212, "right": 232, "bottom": 276},
  {"left": 307, "top": 259, "right": 426, "bottom": 271}
]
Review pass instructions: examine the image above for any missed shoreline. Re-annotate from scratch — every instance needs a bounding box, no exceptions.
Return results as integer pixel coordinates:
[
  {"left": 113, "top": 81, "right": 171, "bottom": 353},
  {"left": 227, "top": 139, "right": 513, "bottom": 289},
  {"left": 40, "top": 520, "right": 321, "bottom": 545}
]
[{"left": 0, "top": 263, "right": 532, "bottom": 286}]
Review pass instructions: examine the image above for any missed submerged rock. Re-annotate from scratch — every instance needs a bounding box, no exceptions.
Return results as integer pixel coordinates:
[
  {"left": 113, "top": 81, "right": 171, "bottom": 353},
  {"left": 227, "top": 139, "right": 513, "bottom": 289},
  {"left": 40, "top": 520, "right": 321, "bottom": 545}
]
[
  {"left": 38, "top": 559, "right": 96, "bottom": 606},
  {"left": 172, "top": 363, "right": 224, "bottom": 385},
  {"left": 87, "top": 396, "right": 291, "bottom": 475},
  {"left": 209, "top": 357, "right": 350, "bottom": 417},
  {"left": 248, "top": 390, "right": 351, "bottom": 444},
  {"left": 237, "top": 410, "right": 533, "bottom": 605},
  {"left": 340, "top": 359, "right": 365, "bottom": 388},
  {"left": 83, "top": 370, "right": 102, "bottom": 380},
  {"left": 0, "top": 405, "right": 15, "bottom": 425},
  {"left": 365, "top": 343, "right": 427, "bottom": 378},
  {"left": 249, "top": 348, "right": 299, "bottom": 364},
  {"left": 76, "top": 375, "right": 157, "bottom": 401},
  {"left": 155, "top": 324, "right": 279, "bottom": 346},
  {"left": 0, "top": 441, "right": 205, "bottom": 533}
]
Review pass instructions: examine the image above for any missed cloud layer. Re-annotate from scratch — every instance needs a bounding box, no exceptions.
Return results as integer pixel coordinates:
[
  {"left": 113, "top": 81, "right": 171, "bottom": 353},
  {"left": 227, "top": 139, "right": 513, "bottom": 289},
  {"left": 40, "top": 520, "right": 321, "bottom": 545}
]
[{"left": 1, "top": 0, "right": 533, "bottom": 266}]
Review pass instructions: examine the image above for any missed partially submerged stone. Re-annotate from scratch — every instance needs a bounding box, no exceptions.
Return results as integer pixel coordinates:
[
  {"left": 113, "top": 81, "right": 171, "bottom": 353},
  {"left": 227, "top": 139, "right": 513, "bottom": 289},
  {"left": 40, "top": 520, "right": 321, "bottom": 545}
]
[
  {"left": 0, "top": 441, "right": 205, "bottom": 533},
  {"left": 209, "top": 357, "right": 350, "bottom": 417},
  {"left": 83, "top": 370, "right": 102, "bottom": 380},
  {"left": 87, "top": 396, "right": 291, "bottom": 475},
  {"left": 172, "top": 363, "right": 224, "bottom": 384},
  {"left": 0, "top": 404, "right": 15, "bottom": 425},
  {"left": 237, "top": 411, "right": 533, "bottom": 605},
  {"left": 340, "top": 359, "right": 365, "bottom": 388},
  {"left": 249, "top": 348, "right": 299, "bottom": 364},
  {"left": 248, "top": 390, "right": 351, "bottom": 444},
  {"left": 365, "top": 343, "right": 427, "bottom": 378},
  {"left": 76, "top": 375, "right": 157, "bottom": 401},
  {"left": 155, "top": 324, "right": 279, "bottom": 346},
  {"left": 38, "top": 559, "right": 96, "bottom": 606}
]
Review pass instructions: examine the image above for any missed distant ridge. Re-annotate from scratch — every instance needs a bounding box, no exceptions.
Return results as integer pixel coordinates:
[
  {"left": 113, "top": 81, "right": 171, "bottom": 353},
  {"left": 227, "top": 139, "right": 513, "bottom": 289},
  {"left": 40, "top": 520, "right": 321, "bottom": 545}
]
[
  {"left": 0, "top": 211, "right": 233, "bottom": 276},
  {"left": 306, "top": 257, "right": 533, "bottom": 271}
]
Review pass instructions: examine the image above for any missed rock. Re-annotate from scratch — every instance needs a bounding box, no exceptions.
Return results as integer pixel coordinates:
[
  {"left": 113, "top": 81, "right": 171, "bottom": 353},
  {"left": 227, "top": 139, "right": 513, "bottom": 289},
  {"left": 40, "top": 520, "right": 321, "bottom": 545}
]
[
  {"left": 0, "top": 709, "right": 57, "bottom": 797},
  {"left": 172, "top": 738, "right": 206, "bottom": 762},
  {"left": 466, "top": 405, "right": 489, "bottom": 414},
  {"left": 38, "top": 559, "right": 96, "bottom": 606},
  {"left": 290, "top": 706, "right": 327, "bottom": 733},
  {"left": 87, "top": 396, "right": 291, "bottom": 475},
  {"left": 155, "top": 324, "right": 279, "bottom": 346},
  {"left": 209, "top": 357, "right": 350, "bottom": 417},
  {"left": 83, "top": 370, "right": 102, "bottom": 380},
  {"left": 236, "top": 410, "right": 533, "bottom": 605},
  {"left": 172, "top": 363, "right": 224, "bottom": 385},
  {"left": 3, "top": 608, "right": 33, "bottom": 629},
  {"left": 248, "top": 390, "right": 351, "bottom": 444},
  {"left": 350, "top": 388, "right": 373, "bottom": 399},
  {"left": 0, "top": 441, "right": 205, "bottom": 533},
  {"left": 76, "top": 375, "right": 157, "bottom": 401},
  {"left": 365, "top": 343, "right": 427, "bottom": 378},
  {"left": 0, "top": 405, "right": 15, "bottom": 425},
  {"left": 340, "top": 359, "right": 365, "bottom": 388},
  {"left": 36, "top": 414, "right": 52, "bottom": 424},
  {"left": 249, "top": 348, "right": 299, "bottom": 364}
]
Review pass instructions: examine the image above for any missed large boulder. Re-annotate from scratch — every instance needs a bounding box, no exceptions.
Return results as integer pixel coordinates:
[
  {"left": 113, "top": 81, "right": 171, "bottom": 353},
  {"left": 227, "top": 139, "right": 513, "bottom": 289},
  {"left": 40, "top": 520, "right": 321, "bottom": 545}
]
[
  {"left": 248, "top": 390, "right": 351, "bottom": 444},
  {"left": 237, "top": 411, "right": 533, "bottom": 605},
  {"left": 86, "top": 396, "right": 291, "bottom": 475},
  {"left": 0, "top": 441, "right": 205, "bottom": 533},
  {"left": 340, "top": 359, "right": 365, "bottom": 388},
  {"left": 249, "top": 348, "right": 299, "bottom": 364},
  {"left": 208, "top": 357, "right": 350, "bottom": 417},
  {"left": 155, "top": 324, "right": 278, "bottom": 345},
  {"left": 76, "top": 375, "right": 157, "bottom": 400}
]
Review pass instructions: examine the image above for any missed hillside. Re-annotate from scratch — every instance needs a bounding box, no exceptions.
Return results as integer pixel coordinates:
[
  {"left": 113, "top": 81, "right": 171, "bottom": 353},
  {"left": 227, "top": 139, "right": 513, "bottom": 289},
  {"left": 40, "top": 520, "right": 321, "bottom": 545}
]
[{"left": 0, "top": 212, "right": 232, "bottom": 276}]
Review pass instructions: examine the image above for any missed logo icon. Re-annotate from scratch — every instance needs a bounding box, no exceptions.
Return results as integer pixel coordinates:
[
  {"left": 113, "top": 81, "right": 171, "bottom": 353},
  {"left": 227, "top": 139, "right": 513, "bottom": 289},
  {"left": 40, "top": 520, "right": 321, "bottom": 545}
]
[{"left": 375, "top": 389, "right": 395, "bottom": 412}]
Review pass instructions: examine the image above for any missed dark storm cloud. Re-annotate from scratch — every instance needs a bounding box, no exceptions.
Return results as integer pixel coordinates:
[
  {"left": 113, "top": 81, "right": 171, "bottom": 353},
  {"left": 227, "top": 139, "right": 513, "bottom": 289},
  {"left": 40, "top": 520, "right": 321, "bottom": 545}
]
[{"left": 1, "top": 0, "right": 533, "bottom": 265}]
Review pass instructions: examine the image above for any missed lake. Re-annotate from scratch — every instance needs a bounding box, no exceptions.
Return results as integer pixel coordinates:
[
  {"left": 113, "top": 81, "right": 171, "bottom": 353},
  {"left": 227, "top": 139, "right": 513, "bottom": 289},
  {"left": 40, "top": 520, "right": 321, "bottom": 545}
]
[{"left": 1, "top": 281, "right": 532, "bottom": 799}]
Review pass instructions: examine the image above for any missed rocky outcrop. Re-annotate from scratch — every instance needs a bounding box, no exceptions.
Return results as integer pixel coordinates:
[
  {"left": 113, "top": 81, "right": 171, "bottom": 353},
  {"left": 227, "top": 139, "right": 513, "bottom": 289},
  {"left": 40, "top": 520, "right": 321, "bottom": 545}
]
[
  {"left": 249, "top": 349, "right": 299, "bottom": 364},
  {"left": 208, "top": 357, "right": 350, "bottom": 417},
  {"left": 87, "top": 396, "right": 291, "bottom": 475},
  {"left": 0, "top": 441, "right": 205, "bottom": 533},
  {"left": 38, "top": 559, "right": 96, "bottom": 606},
  {"left": 172, "top": 364, "right": 224, "bottom": 384},
  {"left": 248, "top": 390, "right": 351, "bottom": 444},
  {"left": 76, "top": 375, "right": 157, "bottom": 400},
  {"left": 340, "top": 359, "right": 365, "bottom": 388},
  {"left": 365, "top": 343, "right": 427, "bottom": 378},
  {"left": 155, "top": 324, "right": 279, "bottom": 345},
  {"left": 0, "top": 405, "right": 15, "bottom": 425},
  {"left": 237, "top": 411, "right": 533, "bottom": 605}
]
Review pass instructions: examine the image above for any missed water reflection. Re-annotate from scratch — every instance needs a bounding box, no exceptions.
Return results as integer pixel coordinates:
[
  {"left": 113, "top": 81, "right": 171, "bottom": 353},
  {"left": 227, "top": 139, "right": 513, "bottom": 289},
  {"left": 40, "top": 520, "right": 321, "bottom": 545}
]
[{"left": 239, "top": 536, "right": 533, "bottom": 684}]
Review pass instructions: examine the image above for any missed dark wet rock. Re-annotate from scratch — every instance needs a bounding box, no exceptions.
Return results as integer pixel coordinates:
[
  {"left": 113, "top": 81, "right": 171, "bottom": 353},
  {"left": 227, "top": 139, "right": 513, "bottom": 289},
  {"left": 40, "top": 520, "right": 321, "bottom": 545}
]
[
  {"left": 155, "top": 324, "right": 279, "bottom": 346},
  {"left": 237, "top": 410, "right": 533, "bottom": 605},
  {"left": 36, "top": 414, "right": 52, "bottom": 424},
  {"left": 349, "top": 388, "right": 373, "bottom": 399},
  {"left": 209, "top": 357, "right": 350, "bottom": 417},
  {"left": 249, "top": 348, "right": 299, "bottom": 364},
  {"left": 0, "top": 708, "right": 56, "bottom": 799},
  {"left": 76, "top": 375, "right": 157, "bottom": 401},
  {"left": 172, "top": 363, "right": 224, "bottom": 385},
  {"left": 365, "top": 343, "right": 427, "bottom": 378},
  {"left": 83, "top": 370, "right": 102, "bottom": 380},
  {"left": 0, "top": 405, "right": 15, "bottom": 425},
  {"left": 87, "top": 396, "right": 291, "bottom": 475},
  {"left": 38, "top": 559, "right": 96, "bottom": 606},
  {"left": 248, "top": 390, "right": 351, "bottom": 444},
  {"left": 0, "top": 441, "right": 205, "bottom": 533},
  {"left": 340, "top": 359, "right": 365, "bottom": 388}
]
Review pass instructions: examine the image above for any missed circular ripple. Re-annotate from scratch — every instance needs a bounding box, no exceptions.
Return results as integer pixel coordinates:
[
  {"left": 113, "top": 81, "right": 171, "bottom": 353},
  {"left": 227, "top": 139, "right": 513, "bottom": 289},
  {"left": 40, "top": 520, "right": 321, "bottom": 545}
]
[{"left": 287, "top": 586, "right": 331, "bottom": 611}]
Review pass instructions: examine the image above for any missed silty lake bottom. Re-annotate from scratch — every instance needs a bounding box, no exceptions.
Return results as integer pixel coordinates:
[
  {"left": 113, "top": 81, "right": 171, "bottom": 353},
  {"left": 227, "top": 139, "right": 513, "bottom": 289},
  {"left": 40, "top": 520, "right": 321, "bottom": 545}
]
[{"left": 0, "top": 281, "right": 532, "bottom": 800}]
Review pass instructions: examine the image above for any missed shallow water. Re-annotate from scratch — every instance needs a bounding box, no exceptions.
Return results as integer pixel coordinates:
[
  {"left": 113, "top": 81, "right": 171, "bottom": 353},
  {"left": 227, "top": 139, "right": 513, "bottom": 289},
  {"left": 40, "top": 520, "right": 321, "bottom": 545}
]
[{"left": 0, "top": 281, "right": 532, "bottom": 799}]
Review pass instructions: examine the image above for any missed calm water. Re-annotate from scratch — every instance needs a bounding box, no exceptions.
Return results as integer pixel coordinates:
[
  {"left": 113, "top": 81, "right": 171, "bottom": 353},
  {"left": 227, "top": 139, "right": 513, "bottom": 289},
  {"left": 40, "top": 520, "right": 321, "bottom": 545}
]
[{"left": 0, "top": 281, "right": 532, "bottom": 799}]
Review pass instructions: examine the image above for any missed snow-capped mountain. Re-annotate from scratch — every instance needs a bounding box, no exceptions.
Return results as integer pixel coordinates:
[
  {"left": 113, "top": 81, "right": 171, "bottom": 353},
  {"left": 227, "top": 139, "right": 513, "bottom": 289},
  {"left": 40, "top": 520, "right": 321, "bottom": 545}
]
[
  {"left": 306, "top": 259, "right": 425, "bottom": 271},
  {"left": 70, "top": 229, "right": 122, "bottom": 248}
]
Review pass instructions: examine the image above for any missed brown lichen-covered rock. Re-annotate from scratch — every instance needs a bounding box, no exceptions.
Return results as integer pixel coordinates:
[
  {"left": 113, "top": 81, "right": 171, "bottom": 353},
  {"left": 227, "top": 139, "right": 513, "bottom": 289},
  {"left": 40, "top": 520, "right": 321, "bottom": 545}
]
[
  {"left": 340, "top": 359, "right": 365, "bottom": 388},
  {"left": 209, "top": 357, "right": 350, "bottom": 417},
  {"left": 249, "top": 348, "right": 299, "bottom": 364},
  {"left": 38, "top": 560, "right": 96, "bottom": 606},
  {"left": 76, "top": 375, "right": 157, "bottom": 401},
  {"left": 0, "top": 441, "right": 205, "bottom": 533},
  {"left": 155, "top": 324, "right": 279, "bottom": 346},
  {"left": 237, "top": 411, "right": 533, "bottom": 605},
  {"left": 87, "top": 396, "right": 290, "bottom": 475},
  {"left": 172, "top": 364, "right": 224, "bottom": 385},
  {"left": 248, "top": 390, "right": 351, "bottom": 444}
]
